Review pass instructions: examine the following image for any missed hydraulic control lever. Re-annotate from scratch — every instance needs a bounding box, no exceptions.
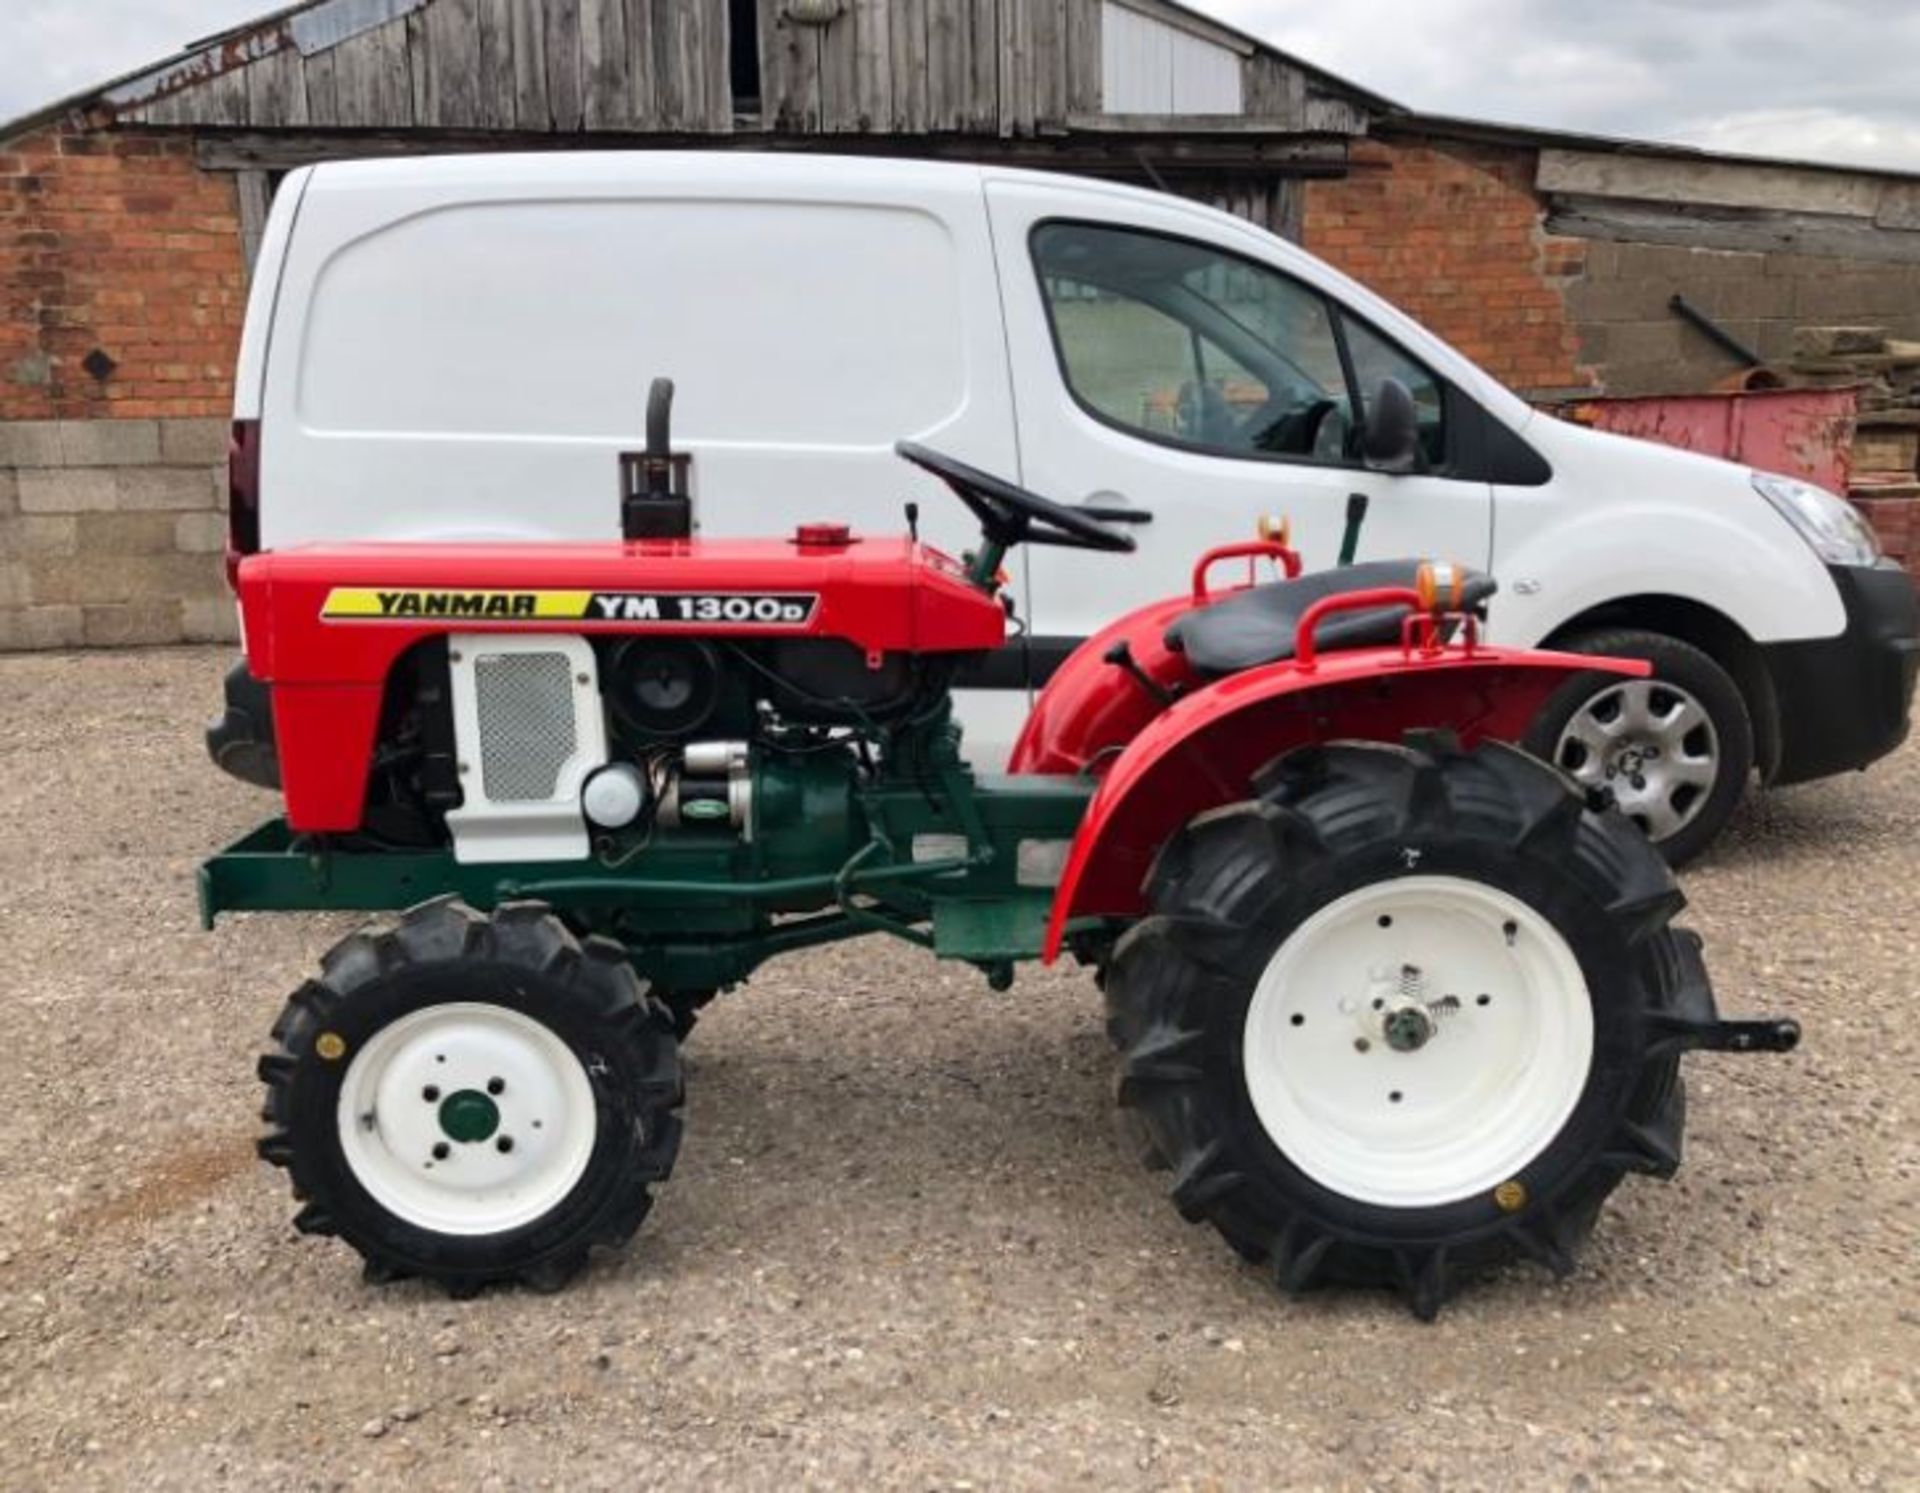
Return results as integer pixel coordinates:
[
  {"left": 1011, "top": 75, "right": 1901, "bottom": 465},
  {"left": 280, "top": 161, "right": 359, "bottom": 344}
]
[
  {"left": 1338, "top": 492, "right": 1370, "bottom": 566},
  {"left": 1104, "top": 640, "right": 1180, "bottom": 708}
]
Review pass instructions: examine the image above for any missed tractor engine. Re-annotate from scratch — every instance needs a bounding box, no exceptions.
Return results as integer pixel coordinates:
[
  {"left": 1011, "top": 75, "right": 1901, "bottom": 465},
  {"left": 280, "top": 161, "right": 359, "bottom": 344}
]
[
  {"left": 217, "top": 380, "right": 1009, "bottom": 866},
  {"left": 366, "top": 627, "right": 949, "bottom": 867}
]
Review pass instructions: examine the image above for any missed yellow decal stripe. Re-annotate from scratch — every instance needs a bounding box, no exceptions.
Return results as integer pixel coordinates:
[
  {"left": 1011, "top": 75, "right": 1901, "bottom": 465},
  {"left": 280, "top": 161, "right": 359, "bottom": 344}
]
[{"left": 320, "top": 588, "right": 595, "bottom": 620}]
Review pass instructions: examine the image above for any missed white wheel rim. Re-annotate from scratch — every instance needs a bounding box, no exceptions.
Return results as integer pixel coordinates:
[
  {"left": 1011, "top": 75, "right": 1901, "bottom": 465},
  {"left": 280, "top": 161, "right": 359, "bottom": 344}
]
[
  {"left": 1242, "top": 876, "right": 1594, "bottom": 1209},
  {"left": 336, "top": 1002, "right": 598, "bottom": 1236}
]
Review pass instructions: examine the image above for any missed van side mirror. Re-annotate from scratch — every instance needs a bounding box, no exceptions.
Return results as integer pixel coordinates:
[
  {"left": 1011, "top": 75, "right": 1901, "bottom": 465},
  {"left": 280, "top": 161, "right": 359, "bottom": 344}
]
[{"left": 1360, "top": 376, "right": 1420, "bottom": 475}]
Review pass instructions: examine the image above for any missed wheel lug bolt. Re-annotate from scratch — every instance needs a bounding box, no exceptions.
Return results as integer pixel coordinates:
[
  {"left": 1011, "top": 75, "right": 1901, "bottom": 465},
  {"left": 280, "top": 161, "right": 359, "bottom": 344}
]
[
  {"left": 422, "top": 1085, "right": 440, "bottom": 1102},
  {"left": 432, "top": 1141, "right": 450, "bottom": 1161},
  {"left": 496, "top": 1135, "right": 514, "bottom": 1154},
  {"left": 1631, "top": 774, "right": 1647, "bottom": 790},
  {"left": 487, "top": 1077, "right": 505, "bottom": 1095}
]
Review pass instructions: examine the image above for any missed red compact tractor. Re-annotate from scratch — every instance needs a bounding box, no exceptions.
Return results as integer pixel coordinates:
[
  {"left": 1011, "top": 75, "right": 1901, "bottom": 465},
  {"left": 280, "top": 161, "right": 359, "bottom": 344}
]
[{"left": 204, "top": 383, "right": 1796, "bottom": 1317}]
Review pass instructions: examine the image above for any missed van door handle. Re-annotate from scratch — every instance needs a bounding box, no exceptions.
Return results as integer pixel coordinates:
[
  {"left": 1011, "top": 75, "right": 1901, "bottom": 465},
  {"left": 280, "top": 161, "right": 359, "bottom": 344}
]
[{"left": 1076, "top": 492, "right": 1153, "bottom": 524}]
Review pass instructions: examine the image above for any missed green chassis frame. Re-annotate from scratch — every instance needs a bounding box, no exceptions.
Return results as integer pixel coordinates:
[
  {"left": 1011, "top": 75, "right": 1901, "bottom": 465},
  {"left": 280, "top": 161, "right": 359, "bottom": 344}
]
[{"left": 200, "top": 761, "right": 1100, "bottom": 991}]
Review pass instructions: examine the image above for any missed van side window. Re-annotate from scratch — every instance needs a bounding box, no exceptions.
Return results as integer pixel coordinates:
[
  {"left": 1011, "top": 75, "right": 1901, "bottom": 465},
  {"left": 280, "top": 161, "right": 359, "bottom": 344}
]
[
  {"left": 1032, "top": 222, "right": 1353, "bottom": 463},
  {"left": 1341, "top": 314, "right": 1447, "bottom": 467}
]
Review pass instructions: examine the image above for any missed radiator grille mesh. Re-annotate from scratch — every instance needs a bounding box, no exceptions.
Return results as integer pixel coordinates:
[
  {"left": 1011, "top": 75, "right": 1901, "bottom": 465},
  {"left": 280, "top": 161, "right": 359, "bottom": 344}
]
[{"left": 473, "top": 651, "right": 577, "bottom": 803}]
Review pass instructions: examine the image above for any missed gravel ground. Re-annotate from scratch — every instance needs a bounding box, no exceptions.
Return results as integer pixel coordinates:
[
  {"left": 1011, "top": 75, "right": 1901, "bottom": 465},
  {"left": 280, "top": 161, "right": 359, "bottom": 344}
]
[{"left": 1, "top": 645, "right": 1915, "bottom": 1491}]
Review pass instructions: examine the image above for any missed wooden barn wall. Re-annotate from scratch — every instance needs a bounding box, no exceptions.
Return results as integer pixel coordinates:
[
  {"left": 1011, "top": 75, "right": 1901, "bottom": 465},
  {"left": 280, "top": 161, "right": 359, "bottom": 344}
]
[
  {"left": 105, "top": 0, "right": 1363, "bottom": 139},
  {"left": 1187, "top": 175, "right": 1301, "bottom": 241},
  {"left": 119, "top": 0, "right": 733, "bottom": 133},
  {"left": 745, "top": 0, "right": 1105, "bottom": 134}
]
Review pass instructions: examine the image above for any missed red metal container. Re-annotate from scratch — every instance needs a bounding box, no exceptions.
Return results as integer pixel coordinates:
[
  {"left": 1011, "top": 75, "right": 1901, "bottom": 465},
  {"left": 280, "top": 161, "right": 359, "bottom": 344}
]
[{"left": 1552, "top": 387, "right": 1858, "bottom": 495}]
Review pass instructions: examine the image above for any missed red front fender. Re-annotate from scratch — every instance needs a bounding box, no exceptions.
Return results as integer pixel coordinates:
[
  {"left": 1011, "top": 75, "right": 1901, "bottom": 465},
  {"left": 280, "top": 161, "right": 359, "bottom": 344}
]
[{"left": 1039, "top": 645, "right": 1649, "bottom": 962}]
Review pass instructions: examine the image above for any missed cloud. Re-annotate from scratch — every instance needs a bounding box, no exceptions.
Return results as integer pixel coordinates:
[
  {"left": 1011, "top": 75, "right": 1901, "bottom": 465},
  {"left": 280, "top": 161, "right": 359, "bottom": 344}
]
[
  {"left": 0, "top": 1, "right": 266, "bottom": 125},
  {"left": 1677, "top": 107, "right": 1920, "bottom": 171},
  {"left": 1210, "top": 0, "right": 1920, "bottom": 170}
]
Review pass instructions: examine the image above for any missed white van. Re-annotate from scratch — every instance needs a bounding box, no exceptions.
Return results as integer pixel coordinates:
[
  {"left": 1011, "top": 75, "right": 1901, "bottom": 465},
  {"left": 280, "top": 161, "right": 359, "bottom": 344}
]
[{"left": 215, "top": 152, "right": 1917, "bottom": 862}]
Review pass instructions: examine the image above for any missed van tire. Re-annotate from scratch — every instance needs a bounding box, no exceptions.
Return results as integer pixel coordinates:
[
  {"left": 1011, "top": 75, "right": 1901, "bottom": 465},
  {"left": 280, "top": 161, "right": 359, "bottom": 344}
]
[{"left": 1524, "top": 629, "right": 1753, "bottom": 867}]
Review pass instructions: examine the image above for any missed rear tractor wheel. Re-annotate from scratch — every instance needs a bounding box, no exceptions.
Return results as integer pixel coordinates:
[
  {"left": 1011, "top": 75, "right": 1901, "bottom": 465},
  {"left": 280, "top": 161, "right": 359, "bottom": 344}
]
[
  {"left": 1105, "top": 735, "right": 1709, "bottom": 1319},
  {"left": 258, "top": 897, "right": 683, "bottom": 1295}
]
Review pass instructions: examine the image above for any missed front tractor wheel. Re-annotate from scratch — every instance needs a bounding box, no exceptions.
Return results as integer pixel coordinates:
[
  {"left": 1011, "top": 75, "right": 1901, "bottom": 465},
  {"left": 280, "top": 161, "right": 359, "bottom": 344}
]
[
  {"left": 258, "top": 897, "right": 683, "bottom": 1295},
  {"left": 1105, "top": 736, "right": 1700, "bottom": 1319}
]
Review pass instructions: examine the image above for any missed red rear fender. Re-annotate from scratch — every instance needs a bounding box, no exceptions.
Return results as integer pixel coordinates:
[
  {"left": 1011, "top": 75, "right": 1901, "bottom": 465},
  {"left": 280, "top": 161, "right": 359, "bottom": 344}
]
[
  {"left": 1010, "top": 594, "right": 1199, "bottom": 775},
  {"left": 1039, "top": 646, "right": 1649, "bottom": 962}
]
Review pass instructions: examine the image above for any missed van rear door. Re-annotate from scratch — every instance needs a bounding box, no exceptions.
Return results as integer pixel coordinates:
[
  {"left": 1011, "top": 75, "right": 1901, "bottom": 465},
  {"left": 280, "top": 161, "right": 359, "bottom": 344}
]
[{"left": 256, "top": 155, "right": 1019, "bottom": 568}]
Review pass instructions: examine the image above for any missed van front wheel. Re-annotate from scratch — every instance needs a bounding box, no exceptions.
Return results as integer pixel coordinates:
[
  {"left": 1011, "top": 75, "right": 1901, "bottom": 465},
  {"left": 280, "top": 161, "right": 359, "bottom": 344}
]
[{"left": 1525, "top": 629, "right": 1753, "bottom": 867}]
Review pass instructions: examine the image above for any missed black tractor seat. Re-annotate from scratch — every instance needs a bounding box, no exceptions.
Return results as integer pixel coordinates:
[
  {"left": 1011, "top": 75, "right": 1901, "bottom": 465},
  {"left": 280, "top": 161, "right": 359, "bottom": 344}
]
[{"left": 1165, "top": 559, "right": 1497, "bottom": 677}]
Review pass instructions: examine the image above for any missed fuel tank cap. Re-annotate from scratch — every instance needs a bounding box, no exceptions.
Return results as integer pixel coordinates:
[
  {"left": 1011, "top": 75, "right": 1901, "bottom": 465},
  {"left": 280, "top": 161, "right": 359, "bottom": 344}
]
[{"left": 793, "top": 521, "right": 853, "bottom": 548}]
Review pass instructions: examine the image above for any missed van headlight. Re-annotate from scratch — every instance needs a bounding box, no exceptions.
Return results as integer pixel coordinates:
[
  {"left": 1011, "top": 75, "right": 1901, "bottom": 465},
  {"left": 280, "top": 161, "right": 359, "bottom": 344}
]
[{"left": 1751, "top": 472, "right": 1882, "bottom": 566}]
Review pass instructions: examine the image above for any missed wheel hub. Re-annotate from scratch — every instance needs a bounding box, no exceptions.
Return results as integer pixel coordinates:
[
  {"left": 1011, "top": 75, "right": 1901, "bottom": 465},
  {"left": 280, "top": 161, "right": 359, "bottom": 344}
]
[
  {"left": 1244, "top": 877, "right": 1596, "bottom": 1209},
  {"left": 1552, "top": 678, "right": 1719, "bottom": 842},
  {"left": 1381, "top": 1003, "right": 1436, "bottom": 1052},
  {"left": 1605, "top": 739, "right": 1658, "bottom": 785},
  {"left": 335, "top": 1002, "right": 598, "bottom": 1236},
  {"left": 438, "top": 1088, "right": 501, "bottom": 1143}
]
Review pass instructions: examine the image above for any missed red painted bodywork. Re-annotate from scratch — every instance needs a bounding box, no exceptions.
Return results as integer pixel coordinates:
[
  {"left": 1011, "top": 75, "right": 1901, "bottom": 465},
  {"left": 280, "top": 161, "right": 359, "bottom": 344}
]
[
  {"left": 1021, "top": 587, "right": 1651, "bottom": 964},
  {"left": 239, "top": 535, "right": 1004, "bottom": 831},
  {"left": 1011, "top": 542, "right": 1306, "bottom": 775},
  {"left": 1011, "top": 594, "right": 1201, "bottom": 775},
  {"left": 241, "top": 526, "right": 1648, "bottom": 970}
]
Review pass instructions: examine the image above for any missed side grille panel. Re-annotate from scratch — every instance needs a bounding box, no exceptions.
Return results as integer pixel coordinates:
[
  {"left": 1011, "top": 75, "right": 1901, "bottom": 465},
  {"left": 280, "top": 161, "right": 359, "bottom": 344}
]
[{"left": 474, "top": 651, "right": 578, "bottom": 802}]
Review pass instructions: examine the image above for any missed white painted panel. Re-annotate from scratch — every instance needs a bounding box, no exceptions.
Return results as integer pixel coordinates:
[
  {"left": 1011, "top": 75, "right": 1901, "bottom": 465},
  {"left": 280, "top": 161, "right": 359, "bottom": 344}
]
[
  {"left": 1168, "top": 27, "right": 1242, "bottom": 114},
  {"left": 445, "top": 632, "right": 606, "bottom": 865},
  {"left": 1101, "top": 1, "right": 1240, "bottom": 115},
  {"left": 1102, "top": 2, "right": 1173, "bottom": 112},
  {"left": 297, "top": 200, "right": 966, "bottom": 445},
  {"left": 256, "top": 152, "right": 1023, "bottom": 679}
]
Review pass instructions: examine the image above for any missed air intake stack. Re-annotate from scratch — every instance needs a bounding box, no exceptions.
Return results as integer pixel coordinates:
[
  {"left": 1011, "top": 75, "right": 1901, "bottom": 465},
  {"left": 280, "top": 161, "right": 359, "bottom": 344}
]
[{"left": 620, "top": 377, "right": 693, "bottom": 541}]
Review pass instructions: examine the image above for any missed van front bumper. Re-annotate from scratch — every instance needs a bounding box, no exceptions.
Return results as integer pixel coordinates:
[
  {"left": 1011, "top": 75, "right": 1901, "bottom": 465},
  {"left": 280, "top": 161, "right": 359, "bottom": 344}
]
[{"left": 1760, "top": 561, "right": 1919, "bottom": 786}]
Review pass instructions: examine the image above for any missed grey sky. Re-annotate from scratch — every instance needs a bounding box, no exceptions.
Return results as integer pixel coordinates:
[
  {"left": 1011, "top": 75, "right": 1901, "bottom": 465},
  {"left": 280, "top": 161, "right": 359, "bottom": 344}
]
[{"left": 4, "top": 0, "right": 1916, "bottom": 170}]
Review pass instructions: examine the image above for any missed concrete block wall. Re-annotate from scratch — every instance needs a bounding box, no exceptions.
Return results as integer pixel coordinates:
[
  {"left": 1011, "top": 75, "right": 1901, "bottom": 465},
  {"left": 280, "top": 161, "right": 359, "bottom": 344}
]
[
  {"left": 0, "top": 415, "right": 235, "bottom": 649},
  {"left": 1566, "top": 244, "right": 1920, "bottom": 397}
]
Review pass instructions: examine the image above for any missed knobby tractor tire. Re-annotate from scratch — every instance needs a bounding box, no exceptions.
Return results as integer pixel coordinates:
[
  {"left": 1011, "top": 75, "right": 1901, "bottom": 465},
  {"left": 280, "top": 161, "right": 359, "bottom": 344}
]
[
  {"left": 258, "top": 897, "right": 684, "bottom": 1297},
  {"left": 657, "top": 988, "right": 718, "bottom": 1042},
  {"left": 1105, "top": 734, "right": 1704, "bottom": 1320}
]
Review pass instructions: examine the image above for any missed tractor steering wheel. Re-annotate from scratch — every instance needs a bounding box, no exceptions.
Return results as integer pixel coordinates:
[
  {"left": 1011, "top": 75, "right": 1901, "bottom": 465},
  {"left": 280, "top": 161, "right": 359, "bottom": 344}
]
[{"left": 894, "top": 442, "right": 1136, "bottom": 554}]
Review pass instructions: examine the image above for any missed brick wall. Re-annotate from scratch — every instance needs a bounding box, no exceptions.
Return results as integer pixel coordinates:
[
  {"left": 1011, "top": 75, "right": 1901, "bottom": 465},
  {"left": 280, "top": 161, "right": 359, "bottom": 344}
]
[
  {"left": 0, "top": 124, "right": 244, "bottom": 649},
  {"left": 1303, "top": 136, "right": 1594, "bottom": 398},
  {"left": 1, "top": 126, "right": 245, "bottom": 420},
  {"left": 0, "top": 416, "right": 234, "bottom": 648}
]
